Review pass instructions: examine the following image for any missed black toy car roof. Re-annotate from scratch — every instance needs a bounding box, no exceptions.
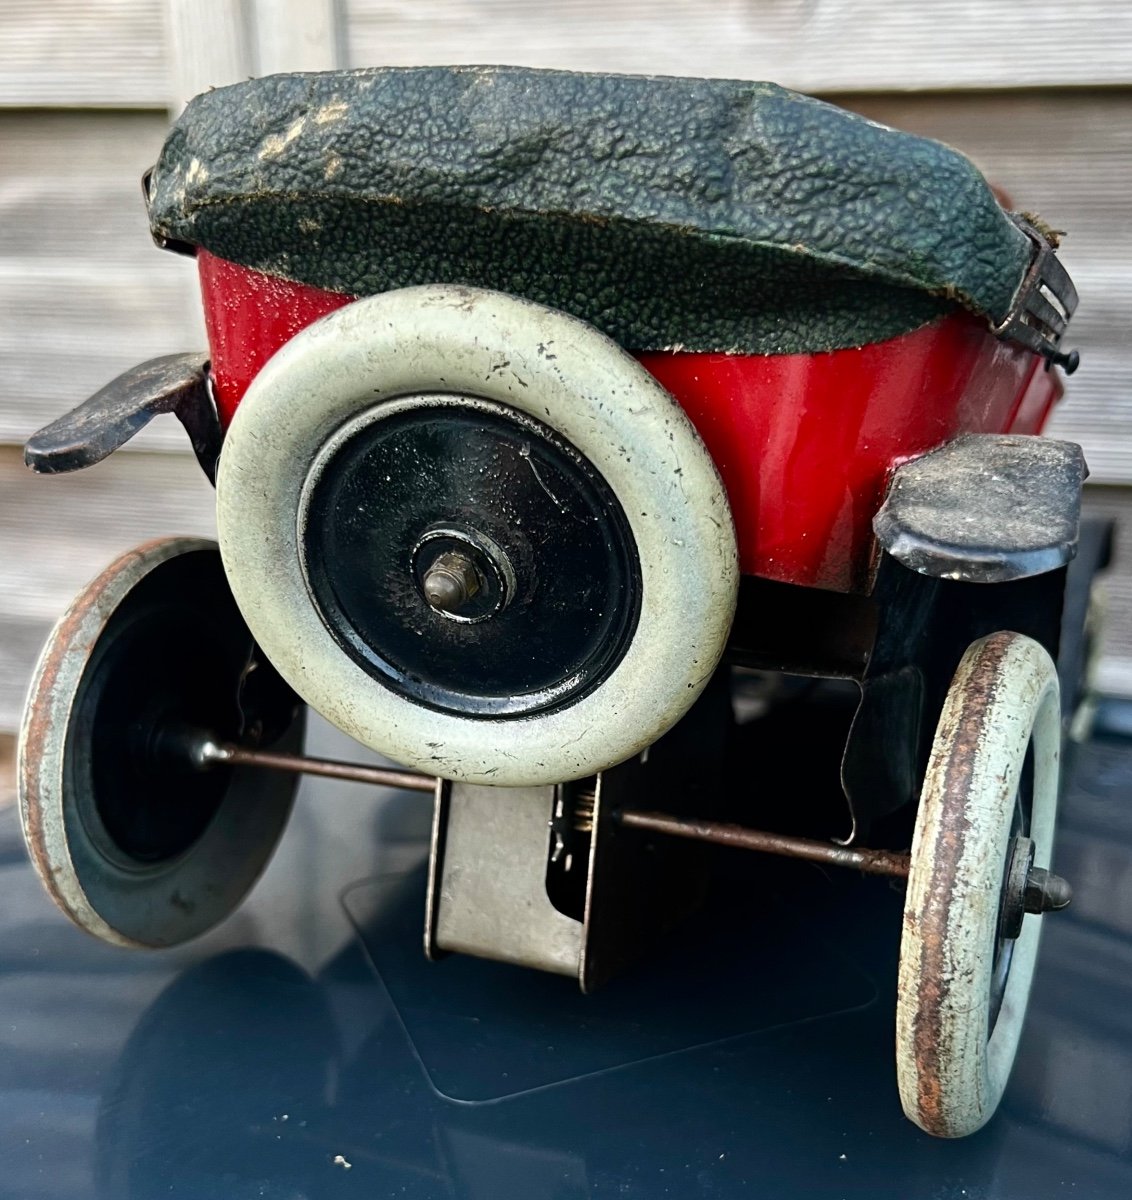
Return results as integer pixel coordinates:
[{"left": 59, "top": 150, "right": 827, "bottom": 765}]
[{"left": 148, "top": 65, "right": 1036, "bottom": 355}]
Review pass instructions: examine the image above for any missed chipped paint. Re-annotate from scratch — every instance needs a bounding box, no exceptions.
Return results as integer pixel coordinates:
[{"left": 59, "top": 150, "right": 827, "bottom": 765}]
[
  {"left": 259, "top": 117, "right": 307, "bottom": 160},
  {"left": 314, "top": 100, "right": 349, "bottom": 125},
  {"left": 17, "top": 538, "right": 304, "bottom": 949}
]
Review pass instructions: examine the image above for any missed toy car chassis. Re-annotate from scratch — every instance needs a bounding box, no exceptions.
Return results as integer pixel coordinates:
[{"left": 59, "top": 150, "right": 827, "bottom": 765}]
[{"left": 16, "top": 67, "right": 1109, "bottom": 1138}]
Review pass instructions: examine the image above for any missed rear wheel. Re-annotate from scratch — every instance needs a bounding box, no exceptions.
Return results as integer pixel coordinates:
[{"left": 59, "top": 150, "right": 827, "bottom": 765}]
[
  {"left": 896, "top": 632, "right": 1061, "bottom": 1137},
  {"left": 216, "top": 285, "right": 738, "bottom": 786}
]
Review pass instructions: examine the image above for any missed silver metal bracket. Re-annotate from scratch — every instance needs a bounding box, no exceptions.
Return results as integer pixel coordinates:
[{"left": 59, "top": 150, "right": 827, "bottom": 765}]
[{"left": 424, "top": 754, "right": 717, "bottom": 993}]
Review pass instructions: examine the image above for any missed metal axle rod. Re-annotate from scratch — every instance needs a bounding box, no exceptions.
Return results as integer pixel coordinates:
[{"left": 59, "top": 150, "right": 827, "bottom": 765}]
[
  {"left": 197, "top": 739, "right": 438, "bottom": 793},
  {"left": 189, "top": 733, "right": 909, "bottom": 876},
  {"left": 615, "top": 810, "right": 912, "bottom": 878}
]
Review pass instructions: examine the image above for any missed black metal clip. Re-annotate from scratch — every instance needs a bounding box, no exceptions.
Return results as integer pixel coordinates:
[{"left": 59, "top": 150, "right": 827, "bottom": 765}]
[
  {"left": 141, "top": 167, "right": 198, "bottom": 258},
  {"left": 993, "top": 216, "right": 1079, "bottom": 373}
]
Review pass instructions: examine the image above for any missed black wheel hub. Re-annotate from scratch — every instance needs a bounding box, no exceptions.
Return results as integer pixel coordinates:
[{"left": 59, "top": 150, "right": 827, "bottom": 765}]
[
  {"left": 300, "top": 396, "right": 642, "bottom": 718},
  {"left": 70, "top": 550, "right": 300, "bottom": 866}
]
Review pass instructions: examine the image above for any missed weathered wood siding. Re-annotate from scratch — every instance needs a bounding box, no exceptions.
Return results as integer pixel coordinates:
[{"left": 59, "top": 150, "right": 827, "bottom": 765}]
[
  {"left": 0, "top": 0, "right": 167, "bottom": 107},
  {"left": 344, "top": 1, "right": 1132, "bottom": 92},
  {"left": 0, "top": 111, "right": 203, "bottom": 450},
  {"left": 6, "top": 1, "right": 1132, "bottom": 108},
  {"left": 0, "top": 0, "right": 1130, "bottom": 730}
]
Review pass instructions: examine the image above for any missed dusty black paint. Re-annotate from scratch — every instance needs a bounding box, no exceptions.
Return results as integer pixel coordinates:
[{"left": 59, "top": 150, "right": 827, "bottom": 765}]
[
  {"left": 23, "top": 353, "right": 221, "bottom": 484},
  {"left": 65, "top": 549, "right": 300, "bottom": 864},
  {"left": 873, "top": 434, "right": 1087, "bottom": 583}
]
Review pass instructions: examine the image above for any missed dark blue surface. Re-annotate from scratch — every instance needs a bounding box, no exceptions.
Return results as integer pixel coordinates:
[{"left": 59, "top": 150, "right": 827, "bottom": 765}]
[{"left": 3, "top": 711, "right": 1132, "bottom": 1199}]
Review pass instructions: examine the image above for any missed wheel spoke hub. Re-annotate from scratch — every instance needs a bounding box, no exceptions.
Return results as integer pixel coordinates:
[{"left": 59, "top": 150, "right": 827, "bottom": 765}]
[{"left": 299, "top": 395, "right": 642, "bottom": 718}]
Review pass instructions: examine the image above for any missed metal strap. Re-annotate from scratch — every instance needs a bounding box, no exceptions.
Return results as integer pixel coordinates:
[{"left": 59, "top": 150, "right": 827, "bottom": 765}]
[{"left": 993, "top": 216, "right": 1080, "bottom": 369}]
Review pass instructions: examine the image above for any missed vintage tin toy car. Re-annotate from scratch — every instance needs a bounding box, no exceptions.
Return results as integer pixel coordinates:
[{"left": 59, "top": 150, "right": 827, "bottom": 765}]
[{"left": 16, "top": 67, "right": 1108, "bottom": 1137}]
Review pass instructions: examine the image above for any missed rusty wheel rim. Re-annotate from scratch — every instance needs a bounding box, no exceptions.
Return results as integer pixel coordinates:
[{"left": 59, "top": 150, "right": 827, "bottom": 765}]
[{"left": 896, "top": 631, "right": 1060, "bottom": 1138}]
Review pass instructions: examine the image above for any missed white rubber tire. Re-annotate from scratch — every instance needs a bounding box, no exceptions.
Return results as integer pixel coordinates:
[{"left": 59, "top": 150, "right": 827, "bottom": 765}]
[
  {"left": 216, "top": 285, "right": 738, "bottom": 786},
  {"left": 897, "top": 631, "right": 1061, "bottom": 1137}
]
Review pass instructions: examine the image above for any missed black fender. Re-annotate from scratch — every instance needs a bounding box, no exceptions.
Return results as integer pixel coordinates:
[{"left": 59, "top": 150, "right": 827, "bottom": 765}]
[
  {"left": 873, "top": 433, "right": 1087, "bottom": 583},
  {"left": 24, "top": 352, "right": 221, "bottom": 484}
]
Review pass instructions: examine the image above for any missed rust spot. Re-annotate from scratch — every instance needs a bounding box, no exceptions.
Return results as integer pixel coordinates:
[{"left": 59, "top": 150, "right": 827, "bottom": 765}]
[{"left": 910, "top": 632, "right": 1012, "bottom": 1132}]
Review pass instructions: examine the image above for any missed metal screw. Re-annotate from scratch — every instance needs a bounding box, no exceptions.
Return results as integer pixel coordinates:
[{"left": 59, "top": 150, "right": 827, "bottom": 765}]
[
  {"left": 1044, "top": 347, "right": 1080, "bottom": 375},
  {"left": 1023, "top": 866, "right": 1073, "bottom": 915},
  {"left": 422, "top": 551, "right": 481, "bottom": 615}
]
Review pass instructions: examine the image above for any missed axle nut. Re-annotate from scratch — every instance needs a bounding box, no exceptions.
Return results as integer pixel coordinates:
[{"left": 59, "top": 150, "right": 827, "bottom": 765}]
[{"left": 422, "top": 550, "right": 481, "bottom": 615}]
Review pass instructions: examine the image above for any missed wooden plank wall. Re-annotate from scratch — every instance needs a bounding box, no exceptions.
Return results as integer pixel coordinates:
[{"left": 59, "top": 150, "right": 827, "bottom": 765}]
[
  {"left": 1, "top": 0, "right": 1131, "bottom": 731},
  {"left": 346, "top": 1, "right": 1132, "bottom": 92},
  {"left": 0, "top": 112, "right": 203, "bottom": 450},
  {"left": 0, "top": 1, "right": 167, "bottom": 106},
  {"left": 7, "top": 1, "right": 1132, "bottom": 104}
]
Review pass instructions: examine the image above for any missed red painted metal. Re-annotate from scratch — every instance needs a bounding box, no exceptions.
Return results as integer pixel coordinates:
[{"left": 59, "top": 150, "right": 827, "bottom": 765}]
[
  {"left": 639, "top": 324, "right": 1057, "bottom": 592},
  {"left": 197, "top": 250, "right": 1062, "bottom": 593},
  {"left": 198, "top": 250, "right": 353, "bottom": 425}
]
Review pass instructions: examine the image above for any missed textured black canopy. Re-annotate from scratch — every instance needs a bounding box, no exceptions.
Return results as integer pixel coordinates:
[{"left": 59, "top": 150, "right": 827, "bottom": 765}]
[{"left": 148, "top": 66, "right": 1037, "bottom": 354}]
